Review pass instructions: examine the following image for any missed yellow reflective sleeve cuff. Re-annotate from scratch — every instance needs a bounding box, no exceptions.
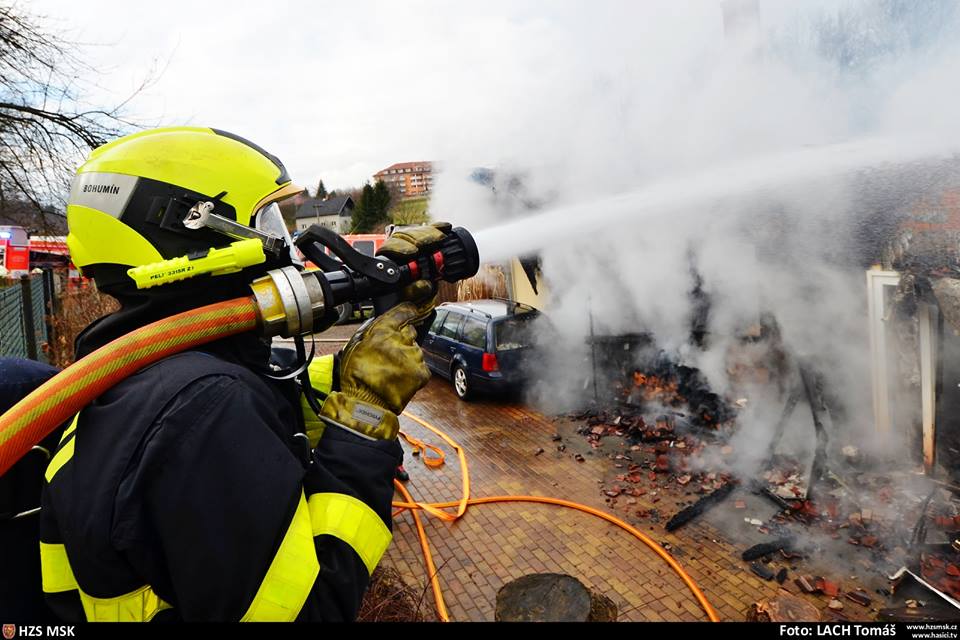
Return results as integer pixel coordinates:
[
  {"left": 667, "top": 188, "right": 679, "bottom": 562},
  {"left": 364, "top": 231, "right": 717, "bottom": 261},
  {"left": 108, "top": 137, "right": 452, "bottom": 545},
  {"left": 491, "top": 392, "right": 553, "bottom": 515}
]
[
  {"left": 241, "top": 491, "right": 320, "bottom": 622},
  {"left": 40, "top": 543, "right": 78, "bottom": 593},
  {"left": 307, "top": 492, "right": 392, "bottom": 575},
  {"left": 80, "top": 585, "right": 172, "bottom": 622},
  {"left": 41, "top": 543, "right": 172, "bottom": 621}
]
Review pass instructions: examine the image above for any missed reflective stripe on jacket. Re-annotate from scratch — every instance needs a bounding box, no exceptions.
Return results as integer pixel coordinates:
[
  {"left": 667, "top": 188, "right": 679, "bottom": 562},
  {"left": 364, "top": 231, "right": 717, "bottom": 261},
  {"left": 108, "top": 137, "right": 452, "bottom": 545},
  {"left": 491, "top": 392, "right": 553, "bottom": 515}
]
[{"left": 40, "top": 350, "right": 399, "bottom": 622}]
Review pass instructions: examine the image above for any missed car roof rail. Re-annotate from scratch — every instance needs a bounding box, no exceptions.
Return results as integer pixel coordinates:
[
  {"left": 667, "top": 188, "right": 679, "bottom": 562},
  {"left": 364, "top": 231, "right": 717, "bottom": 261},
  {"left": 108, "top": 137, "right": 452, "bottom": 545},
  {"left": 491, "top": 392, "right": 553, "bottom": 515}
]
[
  {"left": 489, "top": 297, "right": 537, "bottom": 313},
  {"left": 467, "top": 307, "right": 492, "bottom": 318},
  {"left": 441, "top": 301, "right": 492, "bottom": 318}
]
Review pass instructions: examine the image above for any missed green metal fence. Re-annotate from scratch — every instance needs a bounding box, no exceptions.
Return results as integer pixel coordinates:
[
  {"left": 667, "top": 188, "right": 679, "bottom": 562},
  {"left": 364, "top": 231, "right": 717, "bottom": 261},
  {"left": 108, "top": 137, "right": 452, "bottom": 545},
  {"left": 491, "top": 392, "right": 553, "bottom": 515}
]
[
  {"left": 0, "top": 274, "right": 50, "bottom": 362},
  {"left": 31, "top": 275, "right": 47, "bottom": 348}
]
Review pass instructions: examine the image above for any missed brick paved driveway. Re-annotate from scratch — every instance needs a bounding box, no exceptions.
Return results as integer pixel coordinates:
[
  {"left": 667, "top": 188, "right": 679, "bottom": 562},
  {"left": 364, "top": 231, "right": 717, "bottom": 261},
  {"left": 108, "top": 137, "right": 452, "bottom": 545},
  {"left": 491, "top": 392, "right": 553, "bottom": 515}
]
[{"left": 383, "top": 379, "right": 801, "bottom": 622}]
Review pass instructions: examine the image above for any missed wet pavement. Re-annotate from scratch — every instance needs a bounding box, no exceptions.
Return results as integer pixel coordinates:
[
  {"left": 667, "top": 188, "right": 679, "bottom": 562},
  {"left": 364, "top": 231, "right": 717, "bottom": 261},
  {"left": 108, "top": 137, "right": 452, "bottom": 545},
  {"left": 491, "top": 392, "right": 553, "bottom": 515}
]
[{"left": 380, "top": 378, "right": 874, "bottom": 622}]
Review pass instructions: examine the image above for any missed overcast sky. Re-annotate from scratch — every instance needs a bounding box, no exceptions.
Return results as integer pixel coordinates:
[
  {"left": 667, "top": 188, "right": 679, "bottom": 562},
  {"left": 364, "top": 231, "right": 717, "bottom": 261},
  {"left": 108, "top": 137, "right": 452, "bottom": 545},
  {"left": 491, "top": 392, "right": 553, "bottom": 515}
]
[
  {"left": 32, "top": 0, "right": 905, "bottom": 196},
  {"left": 30, "top": 0, "right": 756, "bottom": 191}
]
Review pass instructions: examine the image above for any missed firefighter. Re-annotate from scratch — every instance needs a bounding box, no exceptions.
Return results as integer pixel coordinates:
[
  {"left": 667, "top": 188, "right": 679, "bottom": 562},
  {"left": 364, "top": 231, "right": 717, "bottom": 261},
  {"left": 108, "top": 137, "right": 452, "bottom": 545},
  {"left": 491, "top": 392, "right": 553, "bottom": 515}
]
[
  {"left": 39, "top": 127, "right": 444, "bottom": 621},
  {"left": 1, "top": 358, "right": 61, "bottom": 620}
]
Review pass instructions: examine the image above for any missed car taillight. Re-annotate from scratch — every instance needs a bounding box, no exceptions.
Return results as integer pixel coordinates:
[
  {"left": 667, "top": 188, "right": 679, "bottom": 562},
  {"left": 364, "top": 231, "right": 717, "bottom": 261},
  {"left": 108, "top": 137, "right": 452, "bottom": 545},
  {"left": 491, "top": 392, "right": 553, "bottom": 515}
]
[{"left": 482, "top": 352, "right": 499, "bottom": 372}]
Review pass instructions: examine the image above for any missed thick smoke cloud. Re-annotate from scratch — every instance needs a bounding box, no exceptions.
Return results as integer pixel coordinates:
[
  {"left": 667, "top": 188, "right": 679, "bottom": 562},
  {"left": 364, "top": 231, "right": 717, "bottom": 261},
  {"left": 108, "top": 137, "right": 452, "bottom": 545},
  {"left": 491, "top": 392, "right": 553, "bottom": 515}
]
[{"left": 430, "top": 0, "right": 960, "bottom": 467}]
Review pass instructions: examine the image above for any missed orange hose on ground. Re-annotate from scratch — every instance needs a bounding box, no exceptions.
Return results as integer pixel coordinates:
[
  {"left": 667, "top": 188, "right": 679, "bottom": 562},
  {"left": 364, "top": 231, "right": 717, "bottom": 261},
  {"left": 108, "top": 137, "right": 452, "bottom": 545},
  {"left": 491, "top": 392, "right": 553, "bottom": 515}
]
[
  {"left": 393, "top": 495, "right": 720, "bottom": 622},
  {"left": 401, "top": 412, "right": 469, "bottom": 522},
  {"left": 394, "top": 478, "right": 450, "bottom": 622},
  {"left": 399, "top": 432, "right": 445, "bottom": 468},
  {"left": 0, "top": 297, "right": 260, "bottom": 476},
  {"left": 394, "top": 411, "right": 720, "bottom": 623}
]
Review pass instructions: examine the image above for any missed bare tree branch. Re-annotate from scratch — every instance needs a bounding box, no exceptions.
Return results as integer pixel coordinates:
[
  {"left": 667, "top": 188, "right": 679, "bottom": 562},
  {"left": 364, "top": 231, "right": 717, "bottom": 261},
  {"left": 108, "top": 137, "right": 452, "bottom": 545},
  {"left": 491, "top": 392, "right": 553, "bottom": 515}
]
[{"left": 0, "top": 2, "right": 153, "bottom": 235}]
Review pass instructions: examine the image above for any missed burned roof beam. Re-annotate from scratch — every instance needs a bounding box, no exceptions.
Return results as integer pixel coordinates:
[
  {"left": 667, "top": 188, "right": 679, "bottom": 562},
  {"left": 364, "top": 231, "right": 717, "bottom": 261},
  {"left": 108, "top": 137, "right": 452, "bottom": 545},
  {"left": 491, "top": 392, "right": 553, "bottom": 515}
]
[{"left": 665, "top": 482, "right": 736, "bottom": 532}]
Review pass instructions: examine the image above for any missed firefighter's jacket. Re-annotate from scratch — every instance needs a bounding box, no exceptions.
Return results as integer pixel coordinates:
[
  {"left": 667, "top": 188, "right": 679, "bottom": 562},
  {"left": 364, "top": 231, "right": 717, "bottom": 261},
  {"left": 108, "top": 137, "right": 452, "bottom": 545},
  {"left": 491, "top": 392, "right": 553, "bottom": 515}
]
[{"left": 38, "top": 327, "right": 400, "bottom": 622}]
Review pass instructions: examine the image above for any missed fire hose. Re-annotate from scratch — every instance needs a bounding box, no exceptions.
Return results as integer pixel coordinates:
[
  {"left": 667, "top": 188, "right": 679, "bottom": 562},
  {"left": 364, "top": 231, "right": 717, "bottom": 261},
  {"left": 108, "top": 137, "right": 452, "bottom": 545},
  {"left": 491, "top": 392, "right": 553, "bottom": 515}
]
[
  {"left": 0, "top": 218, "right": 717, "bottom": 621},
  {"left": 0, "top": 297, "right": 261, "bottom": 477},
  {"left": 0, "top": 224, "right": 479, "bottom": 477},
  {"left": 395, "top": 413, "right": 721, "bottom": 623},
  {"left": 0, "top": 297, "right": 719, "bottom": 621}
]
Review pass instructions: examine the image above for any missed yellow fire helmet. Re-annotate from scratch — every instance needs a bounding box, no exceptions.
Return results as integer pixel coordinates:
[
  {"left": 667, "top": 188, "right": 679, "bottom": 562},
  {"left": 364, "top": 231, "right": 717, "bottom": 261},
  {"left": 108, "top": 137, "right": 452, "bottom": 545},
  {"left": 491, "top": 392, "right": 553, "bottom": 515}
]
[{"left": 66, "top": 126, "right": 303, "bottom": 292}]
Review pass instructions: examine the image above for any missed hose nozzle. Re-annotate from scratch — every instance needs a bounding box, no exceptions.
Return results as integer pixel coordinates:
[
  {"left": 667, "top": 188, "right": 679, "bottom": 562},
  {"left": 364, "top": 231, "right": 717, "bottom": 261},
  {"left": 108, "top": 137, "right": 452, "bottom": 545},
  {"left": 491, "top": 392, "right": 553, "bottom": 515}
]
[{"left": 251, "top": 225, "right": 480, "bottom": 338}]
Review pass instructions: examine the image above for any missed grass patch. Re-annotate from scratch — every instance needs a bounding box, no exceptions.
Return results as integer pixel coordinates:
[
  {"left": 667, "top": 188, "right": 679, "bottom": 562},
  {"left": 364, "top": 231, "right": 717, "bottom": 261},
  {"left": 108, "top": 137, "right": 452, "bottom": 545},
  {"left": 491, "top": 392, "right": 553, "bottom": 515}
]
[{"left": 389, "top": 197, "right": 430, "bottom": 225}]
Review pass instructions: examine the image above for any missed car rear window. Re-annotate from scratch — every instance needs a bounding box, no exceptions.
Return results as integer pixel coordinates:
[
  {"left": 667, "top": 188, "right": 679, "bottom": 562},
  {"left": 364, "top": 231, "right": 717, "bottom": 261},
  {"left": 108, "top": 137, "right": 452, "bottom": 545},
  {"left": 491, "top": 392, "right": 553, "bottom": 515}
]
[
  {"left": 495, "top": 316, "right": 536, "bottom": 351},
  {"left": 438, "top": 312, "right": 462, "bottom": 339},
  {"left": 461, "top": 317, "right": 487, "bottom": 348}
]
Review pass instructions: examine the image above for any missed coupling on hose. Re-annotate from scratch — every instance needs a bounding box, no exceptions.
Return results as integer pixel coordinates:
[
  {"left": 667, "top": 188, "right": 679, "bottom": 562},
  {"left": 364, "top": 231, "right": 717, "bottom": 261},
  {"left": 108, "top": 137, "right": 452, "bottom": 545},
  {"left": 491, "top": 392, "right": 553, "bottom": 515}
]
[{"left": 250, "top": 267, "right": 331, "bottom": 338}]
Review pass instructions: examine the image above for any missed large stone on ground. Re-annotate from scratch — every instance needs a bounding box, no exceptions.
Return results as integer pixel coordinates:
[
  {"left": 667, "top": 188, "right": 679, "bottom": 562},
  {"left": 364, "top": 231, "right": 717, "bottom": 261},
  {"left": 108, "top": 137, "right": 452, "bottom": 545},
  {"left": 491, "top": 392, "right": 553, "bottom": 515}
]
[{"left": 495, "top": 573, "right": 592, "bottom": 622}]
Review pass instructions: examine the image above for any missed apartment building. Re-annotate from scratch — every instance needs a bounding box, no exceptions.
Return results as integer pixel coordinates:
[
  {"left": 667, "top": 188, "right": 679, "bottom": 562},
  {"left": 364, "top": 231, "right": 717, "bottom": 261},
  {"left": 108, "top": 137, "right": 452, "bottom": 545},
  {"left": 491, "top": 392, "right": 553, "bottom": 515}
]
[{"left": 373, "top": 161, "right": 433, "bottom": 198}]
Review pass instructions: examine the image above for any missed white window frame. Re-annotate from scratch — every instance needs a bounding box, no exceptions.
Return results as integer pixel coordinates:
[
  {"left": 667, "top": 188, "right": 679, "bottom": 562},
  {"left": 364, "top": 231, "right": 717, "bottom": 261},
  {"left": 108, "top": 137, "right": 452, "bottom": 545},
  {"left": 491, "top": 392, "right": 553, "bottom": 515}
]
[{"left": 867, "top": 269, "right": 939, "bottom": 471}]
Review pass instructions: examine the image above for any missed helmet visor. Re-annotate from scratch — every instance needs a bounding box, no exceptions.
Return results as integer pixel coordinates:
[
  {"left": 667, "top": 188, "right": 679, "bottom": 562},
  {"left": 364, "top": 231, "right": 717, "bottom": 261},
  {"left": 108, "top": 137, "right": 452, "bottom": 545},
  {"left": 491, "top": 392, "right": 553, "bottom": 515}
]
[{"left": 254, "top": 202, "right": 301, "bottom": 266}]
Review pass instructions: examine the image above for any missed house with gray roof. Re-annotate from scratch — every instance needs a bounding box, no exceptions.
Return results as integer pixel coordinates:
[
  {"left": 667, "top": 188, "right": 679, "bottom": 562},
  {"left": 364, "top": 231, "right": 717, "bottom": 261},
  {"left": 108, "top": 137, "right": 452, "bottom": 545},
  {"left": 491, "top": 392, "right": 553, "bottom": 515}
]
[{"left": 294, "top": 196, "right": 355, "bottom": 234}]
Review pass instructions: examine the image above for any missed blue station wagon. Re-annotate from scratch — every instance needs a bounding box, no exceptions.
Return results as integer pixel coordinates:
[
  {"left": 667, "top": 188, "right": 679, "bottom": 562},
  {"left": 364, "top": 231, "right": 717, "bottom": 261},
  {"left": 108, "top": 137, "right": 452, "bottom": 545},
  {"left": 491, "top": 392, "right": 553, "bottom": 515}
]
[{"left": 422, "top": 299, "right": 541, "bottom": 400}]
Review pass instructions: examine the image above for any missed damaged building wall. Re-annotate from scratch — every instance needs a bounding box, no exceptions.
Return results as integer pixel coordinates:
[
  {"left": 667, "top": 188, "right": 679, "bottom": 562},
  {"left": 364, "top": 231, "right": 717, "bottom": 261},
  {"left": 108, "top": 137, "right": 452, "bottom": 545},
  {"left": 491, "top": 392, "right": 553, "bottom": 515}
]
[
  {"left": 877, "top": 184, "right": 960, "bottom": 482},
  {"left": 509, "top": 256, "right": 547, "bottom": 310}
]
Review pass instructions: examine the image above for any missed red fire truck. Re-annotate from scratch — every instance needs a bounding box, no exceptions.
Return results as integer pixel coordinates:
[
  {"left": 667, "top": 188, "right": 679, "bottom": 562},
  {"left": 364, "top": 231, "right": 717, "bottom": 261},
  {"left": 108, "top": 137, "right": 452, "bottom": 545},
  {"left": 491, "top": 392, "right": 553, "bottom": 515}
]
[
  {"left": 333, "top": 233, "right": 387, "bottom": 261},
  {"left": 0, "top": 225, "right": 30, "bottom": 275}
]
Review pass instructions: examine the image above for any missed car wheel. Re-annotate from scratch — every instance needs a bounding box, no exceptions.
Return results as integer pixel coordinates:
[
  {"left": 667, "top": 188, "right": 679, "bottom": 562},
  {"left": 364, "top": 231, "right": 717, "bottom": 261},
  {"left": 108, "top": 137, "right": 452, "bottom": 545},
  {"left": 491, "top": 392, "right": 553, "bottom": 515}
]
[
  {"left": 334, "top": 303, "right": 353, "bottom": 325},
  {"left": 452, "top": 365, "right": 472, "bottom": 401}
]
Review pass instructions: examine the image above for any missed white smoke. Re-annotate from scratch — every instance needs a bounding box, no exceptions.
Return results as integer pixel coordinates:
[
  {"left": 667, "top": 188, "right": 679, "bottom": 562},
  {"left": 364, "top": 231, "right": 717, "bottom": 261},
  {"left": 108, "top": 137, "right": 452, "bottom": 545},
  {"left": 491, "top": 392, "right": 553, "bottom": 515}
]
[{"left": 429, "top": 0, "right": 960, "bottom": 466}]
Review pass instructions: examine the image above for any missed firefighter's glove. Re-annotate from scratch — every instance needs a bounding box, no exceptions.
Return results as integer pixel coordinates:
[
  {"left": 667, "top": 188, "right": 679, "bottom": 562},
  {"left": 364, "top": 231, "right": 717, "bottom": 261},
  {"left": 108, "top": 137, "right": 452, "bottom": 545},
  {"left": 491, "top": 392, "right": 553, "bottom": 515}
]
[
  {"left": 320, "top": 302, "right": 431, "bottom": 441},
  {"left": 378, "top": 222, "right": 452, "bottom": 325},
  {"left": 378, "top": 222, "right": 452, "bottom": 261}
]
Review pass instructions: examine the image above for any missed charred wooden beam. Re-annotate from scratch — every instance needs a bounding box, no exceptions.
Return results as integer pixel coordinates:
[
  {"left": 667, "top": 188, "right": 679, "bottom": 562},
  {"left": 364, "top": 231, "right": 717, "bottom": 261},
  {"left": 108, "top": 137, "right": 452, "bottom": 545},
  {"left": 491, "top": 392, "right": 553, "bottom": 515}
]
[
  {"left": 799, "top": 362, "right": 830, "bottom": 501},
  {"left": 751, "top": 562, "right": 775, "bottom": 581},
  {"left": 665, "top": 482, "right": 736, "bottom": 532},
  {"left": 909, "top": 488, "right": 937, "bottom": 549},
  {"left": 742, "top": 537, "right": 794, "bottom": 561}
]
